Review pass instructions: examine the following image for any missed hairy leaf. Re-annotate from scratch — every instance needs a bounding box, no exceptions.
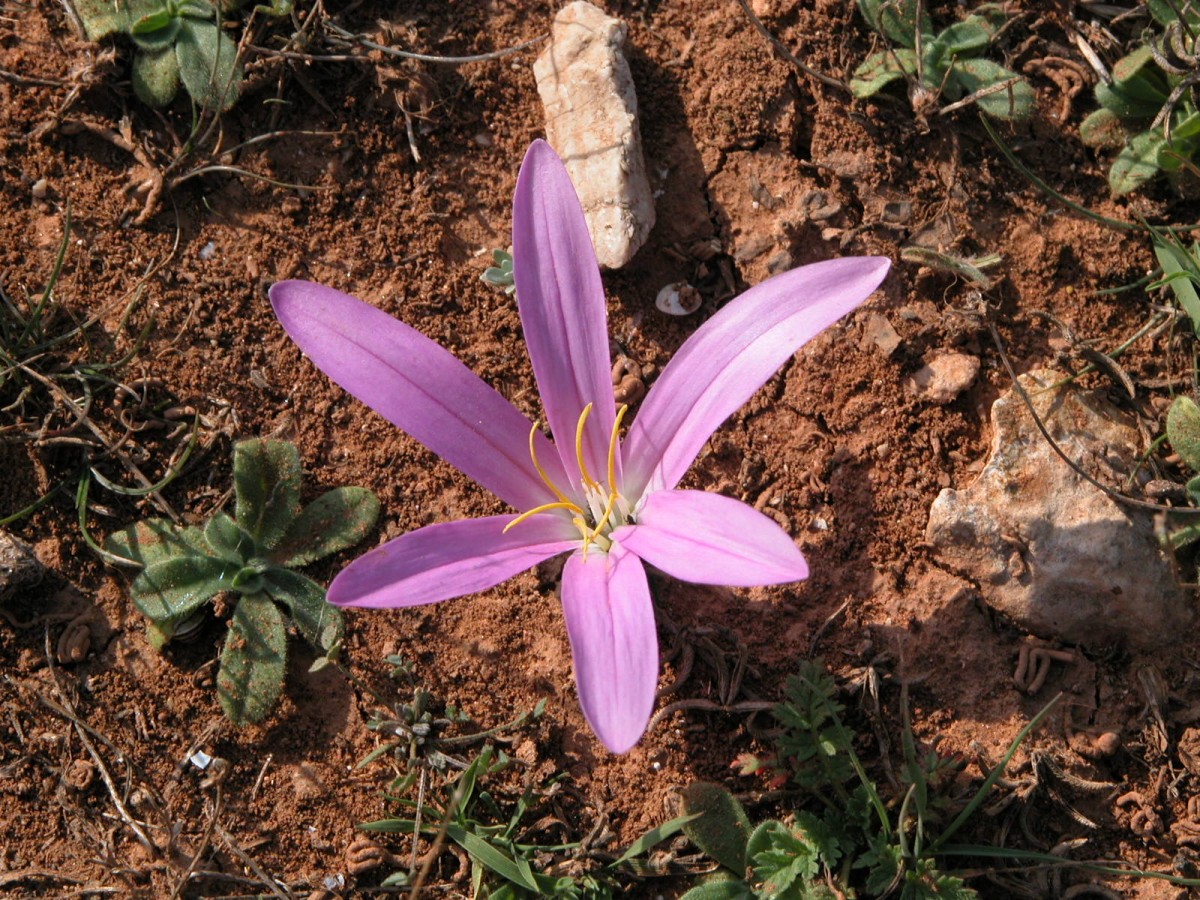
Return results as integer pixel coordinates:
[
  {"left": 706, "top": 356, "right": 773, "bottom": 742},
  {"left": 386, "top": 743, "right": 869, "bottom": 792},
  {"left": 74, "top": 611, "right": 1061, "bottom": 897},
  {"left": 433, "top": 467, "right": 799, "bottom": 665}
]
[
  {"left": 106, "top": 517, "right": 207, "bottom": 568},
  {"left": 1109, "top": 130, "right": 1167, "bottom": 195},
  {"left": 272, "top": 486, "right": 380, "bottom": 566},
  {"left": 679, "top": 879, "right": 757, "bottom": 900},
  {"left": 218, "top": 592, "right": 288, "bottom": 724},
  {"left": 234, "top": 438, "right": 301, "bottom": 549},
  {"left": 130, "top": 554, "right": 233, "bottom": 623},
  {"left": 131, "top": 46, "right": 181, "bottom": 108},
  {"left": 204, "top": 512, "right": 256, "bottom": 562},
  {"left": 263, "top": 567, "right": 343, "bottom": 651},
  {"left": 681, "top": 782, "right": 752, "bottom": 874},
  {"left": 950, "top": 58, "right": 1033, "bottom": 120},
  {"left": 857, "top": 0, "right": 930, "bottom": 47},
  {"left": 1168, "top": 396, "right": 1200, "bottom": 474},
  {"left": 1079, "top": 107, "right": 1137, "bottom": 149},
  {"left": 850, "top": 48, "right": 916, "bottom": 98},
  {"left": 747, "top": 820, "right": 819, "bottom": 895}
]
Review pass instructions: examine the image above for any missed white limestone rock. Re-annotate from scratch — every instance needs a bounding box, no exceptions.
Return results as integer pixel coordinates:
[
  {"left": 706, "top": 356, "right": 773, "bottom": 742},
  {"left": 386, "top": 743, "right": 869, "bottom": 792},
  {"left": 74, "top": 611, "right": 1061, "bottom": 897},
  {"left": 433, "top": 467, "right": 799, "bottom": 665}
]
[
  {"left": 534, "top": 1, "right": 655, "bottom": 269},
  {"left": 926, "top": 369, "right": 1193, "bottom": 649},
  {"left": 904, "top": 351, "right": 979, "bottom": 404}
]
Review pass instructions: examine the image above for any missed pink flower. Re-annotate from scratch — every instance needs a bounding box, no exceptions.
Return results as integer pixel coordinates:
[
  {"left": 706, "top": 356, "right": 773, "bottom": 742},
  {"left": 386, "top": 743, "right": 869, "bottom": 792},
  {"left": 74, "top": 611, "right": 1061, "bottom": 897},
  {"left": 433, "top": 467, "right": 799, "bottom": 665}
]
[{"left": 270, "top": 141, "right": 889, "bottom": 753}]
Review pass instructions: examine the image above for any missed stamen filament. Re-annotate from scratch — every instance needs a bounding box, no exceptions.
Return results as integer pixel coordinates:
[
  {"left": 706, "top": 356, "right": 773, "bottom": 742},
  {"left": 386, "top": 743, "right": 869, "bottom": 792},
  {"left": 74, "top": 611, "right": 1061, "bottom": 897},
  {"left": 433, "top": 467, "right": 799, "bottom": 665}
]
[
  {"left": 503, "top": 500, "right": 582, "bottom": 533},
  {"left": 587, "top": 489, "right": 619, "bottom": 545},
  {"left": 528, "top": 422, "right": 572, "bottom": 505},
  {"left": 575, "top": 403, "right": 598, "bottom": 489},
  {"left": 607, "top": 403, "right": 629, "bottom": 491}
]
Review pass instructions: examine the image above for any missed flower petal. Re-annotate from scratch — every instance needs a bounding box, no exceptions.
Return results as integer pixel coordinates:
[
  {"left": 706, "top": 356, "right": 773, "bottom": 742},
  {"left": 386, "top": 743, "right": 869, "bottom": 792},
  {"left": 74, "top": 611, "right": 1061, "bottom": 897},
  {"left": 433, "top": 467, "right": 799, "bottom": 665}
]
[
  {"left": 622, "top": 256, "right": 890, "bottom": 497},
  {"left": 271, "top": 280, "right": 569, "bottom": 511},
  {"left": 512, "top": 140, "right": 617, "bottom": 487},
  {"left": 328, "top": 514, "right": 577, "bottom": 609},
  {"left": 561, "top": 544, "right": 657, "bottom": 753},
  {"left": 613, "top": 490, "right": 808, "bottom": 586}
]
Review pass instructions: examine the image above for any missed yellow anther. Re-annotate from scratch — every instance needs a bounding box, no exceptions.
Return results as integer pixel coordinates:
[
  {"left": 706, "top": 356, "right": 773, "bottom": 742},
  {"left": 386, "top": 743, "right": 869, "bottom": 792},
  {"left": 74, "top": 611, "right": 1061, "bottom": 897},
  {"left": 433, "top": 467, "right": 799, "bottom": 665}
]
[
  {"left": 607, "top": 403, "right": 629, "bottom": 491},
  {"left": 503, "top": 500, "right": 582, "bottom": 533},
  {"left": 528, "top": 421, "right": 573, "bottom": 506},
  {"left": 575, "top": 403, "right": 598, "bottom": 489}
]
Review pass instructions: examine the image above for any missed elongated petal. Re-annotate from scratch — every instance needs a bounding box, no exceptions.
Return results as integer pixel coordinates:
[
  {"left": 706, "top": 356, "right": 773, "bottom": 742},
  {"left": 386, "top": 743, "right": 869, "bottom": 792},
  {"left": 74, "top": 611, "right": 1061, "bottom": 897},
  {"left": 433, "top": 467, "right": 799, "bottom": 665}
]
[
  {"left": 512, "top": 140, "right": 617, "bottom": 487},
  {"left": 622, "top": 257, "right": 890, "bottom": 497},
  {"left": 328, "top": 515, "right": 578, "bottom": 609},
  {"left": 271, "top": 281, "right": 570, "bottom": 511},
  {"left": 561, "top": 544, "right": 657, "bottom": 753},
  {"left": 613, "top": 490, "right": 808, "bottom": 586}
]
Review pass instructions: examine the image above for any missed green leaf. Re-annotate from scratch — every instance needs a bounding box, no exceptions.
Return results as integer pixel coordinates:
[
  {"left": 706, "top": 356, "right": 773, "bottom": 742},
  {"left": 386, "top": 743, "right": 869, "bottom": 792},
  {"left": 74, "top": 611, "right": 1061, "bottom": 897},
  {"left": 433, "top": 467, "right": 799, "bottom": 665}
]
[
  {"left": 68, "top": 0, "right": 132, "bottom": 40},
  {"left": 217, "top": 592, "right": 288, "bottom": 724},
  {"left": 106, "top": 517, "right": 207, "bottom": 568},
  {"left": 679, "top": 878, "right": 757, "bottom": 900},
  {"left": 950, "top": 58, "right": 1033, "bottom": 120},
  {"left": 747, "top": 820, "right": 819, "bottom": 896},
  {"left": 445, "top": 823, "right": 543, "bottom": 892},
  {"left": 204, "top": 512, "right": 255, "bottom": 562},
  {"left": 1079, "top": 107, "right": 1136, "bottom": 149},
  {"left": 262, "top": 567, "right": 344, "bottom": 651},
  {"left": 1147, "top": 0, "right": 1200, "bottom": 28},
  {"left": 131, "top": 46, "right": 181, "bottom": 108},
  {"left": 1168, "top": 396, "right": 1200, "bottom": 474},
  {"left": 612, "top": 812, "right": 701, "bottom": 868},
  {"left": 936, "top": 16, "right": 997, "bottom": 57},
  {"left": 234, "top": 439, "right": 301, "bottom": 550},
  {"left": 680, "top": 782, "right": 752, "bottom": 873},
  {"left": 858, "top": 834, "right": 903, "bottom": 895},
  {"left": 857, "top": 0, "right": 930, "bottom": 47},
  {"left": 1154, "top": 237, "right": 1200, "bottom": 336},
  {"left": 850, "top": 48, "right": 917, "bottom": 98},
  {"left": 272, "top": 486, "right": 380, "bottom": 566},
  {"left": 130, "top": 554, "right": 233, "bottom": 623},
  {"left": 129, "top": 8, "right": 179, "bottom": 45},
  {"left": 175, "top": 18, "right": 243, "bottom": 112},
  {"left": 1109, "top": 130, "right": 1167, "bottom": 195}
]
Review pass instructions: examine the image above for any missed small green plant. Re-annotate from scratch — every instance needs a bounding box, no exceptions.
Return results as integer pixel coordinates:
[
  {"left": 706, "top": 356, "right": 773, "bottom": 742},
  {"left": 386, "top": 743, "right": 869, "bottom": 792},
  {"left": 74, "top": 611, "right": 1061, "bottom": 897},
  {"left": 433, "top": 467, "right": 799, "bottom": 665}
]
[
  {"left": 481, "top": 249, "right": 516, "bottom": 295},
  {"left": 70, "top": 0, "right": 246, "bottom": 110},
  {"left": 1079, "top": 3, "right": 1200, "bottom": 195},
  {"left": 1161, "top": 394, "right": 1200, "bottom": 554},
  {"left": 851, "top": 0, "right": 1034, "bottom": 122},
  {"left": 677, "top": 660, "right": 1056, "bottom": 899},
  {"left": 105, "top": 438, "right": 379, "bottom": 724}
]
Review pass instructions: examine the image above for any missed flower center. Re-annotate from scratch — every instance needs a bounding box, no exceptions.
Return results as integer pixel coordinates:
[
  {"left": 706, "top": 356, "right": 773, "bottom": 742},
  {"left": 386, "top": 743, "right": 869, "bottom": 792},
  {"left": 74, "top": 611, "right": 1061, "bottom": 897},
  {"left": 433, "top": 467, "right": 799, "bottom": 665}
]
[{"left": 504, "top": 403, "right": 630, "bottom": 555}]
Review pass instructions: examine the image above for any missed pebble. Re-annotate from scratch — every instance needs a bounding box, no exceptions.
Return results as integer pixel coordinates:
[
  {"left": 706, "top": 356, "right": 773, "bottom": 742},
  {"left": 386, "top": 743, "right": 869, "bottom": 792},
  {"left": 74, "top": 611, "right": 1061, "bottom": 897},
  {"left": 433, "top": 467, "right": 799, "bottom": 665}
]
[{"left": 904, "top": 351, "right": 979, "bottom": 404}]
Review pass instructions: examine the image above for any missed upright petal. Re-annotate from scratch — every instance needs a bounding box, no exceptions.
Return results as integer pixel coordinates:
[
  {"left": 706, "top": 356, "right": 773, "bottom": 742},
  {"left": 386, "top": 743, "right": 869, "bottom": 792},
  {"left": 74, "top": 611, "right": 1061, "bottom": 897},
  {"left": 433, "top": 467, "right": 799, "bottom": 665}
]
[
  {"left": 612, "top": 490, "right": 808, "bottom": 586},
  {"left": 512, "top": 140, "right": 617, "bottom": 487},
  {"left": 622, "top": 257, "right": 890, "bottom": 497},
  {"left": 271, "top": 281, "right": 569, "bottom": 511},
  {"left": 328, "top": 515, "right": 578, "bottom": 609},
  {"left": 561, "top": 544, "right": 658, "bottom": 753}
]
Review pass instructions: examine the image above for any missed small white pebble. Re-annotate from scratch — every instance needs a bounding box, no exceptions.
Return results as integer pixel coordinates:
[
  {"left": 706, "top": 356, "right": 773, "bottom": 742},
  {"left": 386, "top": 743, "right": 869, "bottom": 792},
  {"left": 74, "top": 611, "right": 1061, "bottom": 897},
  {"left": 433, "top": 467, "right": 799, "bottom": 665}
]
[
  {"left": 655, "top": 282, "right": 701, "bottom": 317},
  {"left": 189, "top": 750, "right": 213, "bottom": 770},
  {"left": 199, "top": 241, "right": 216, "bottom": 261},
  {"left": 31, "top": 178, "right": 48, "bottom": 199},
  {"left": 813, "top": 517, "right": 829, "bottom": 531}
]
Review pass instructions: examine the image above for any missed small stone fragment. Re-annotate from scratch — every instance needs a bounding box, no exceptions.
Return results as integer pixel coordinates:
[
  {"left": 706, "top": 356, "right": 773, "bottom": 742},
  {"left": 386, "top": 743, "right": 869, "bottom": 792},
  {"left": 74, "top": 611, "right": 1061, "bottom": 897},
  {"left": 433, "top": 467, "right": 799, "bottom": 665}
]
[
  {"left": 655, "top": 282, "right": 701, "bottom": 316},
  {"left": 0, "top": 531, "right": 44, "bottom": 601},
  {"left": 534, "top": 1, "right": 655, "bottom": 269},
  {"left": 904, "top": 351, "right": 979, "bottom": 404},
  {"left": 926, "top": 369, "right": 1193, "bottom": 649},
  {"left": 862, "top": 312, "right": 902, "bottom": 356}
]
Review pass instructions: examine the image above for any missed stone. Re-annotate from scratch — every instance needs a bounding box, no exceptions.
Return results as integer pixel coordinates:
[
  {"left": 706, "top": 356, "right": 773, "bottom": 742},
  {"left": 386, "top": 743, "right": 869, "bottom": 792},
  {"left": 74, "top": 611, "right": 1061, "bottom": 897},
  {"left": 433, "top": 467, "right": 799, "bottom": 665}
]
[
  {"left": 862, "top": 312, "right": 902, "bottom": 357},
  {"left": 926, "top": 369, "right": 1193, "bottom": 650},
  {"left": 0, "top": 530, "right": 44, "bottom": 601},
  {"left": 904, "top": 351, "right": 979, "bottom": 404},
  {"left": 534, "top": 1, "right": 655, "bottom": 269}
]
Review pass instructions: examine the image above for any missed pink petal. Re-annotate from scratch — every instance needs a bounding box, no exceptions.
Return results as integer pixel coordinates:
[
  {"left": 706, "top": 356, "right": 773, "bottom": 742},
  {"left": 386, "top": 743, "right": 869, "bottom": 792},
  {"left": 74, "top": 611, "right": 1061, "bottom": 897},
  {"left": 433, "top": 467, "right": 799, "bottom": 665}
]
[
  {"left": 328, "top": 515, "right": 577, "bottom": 609},
  {"left": 271, "top": 280, "right": 570, "bottom": 511},
  {"left": 512, "top": 140, "right": 617, "bottom": 488},
  {"left": 622, "top": 257, "right": 890, "bottom": 497},
  {"left": 612, "top": 490, "right": 808, "bottom": 586},
  {"left": 561, "top": 544, "right": 658, "bottom": 753}
]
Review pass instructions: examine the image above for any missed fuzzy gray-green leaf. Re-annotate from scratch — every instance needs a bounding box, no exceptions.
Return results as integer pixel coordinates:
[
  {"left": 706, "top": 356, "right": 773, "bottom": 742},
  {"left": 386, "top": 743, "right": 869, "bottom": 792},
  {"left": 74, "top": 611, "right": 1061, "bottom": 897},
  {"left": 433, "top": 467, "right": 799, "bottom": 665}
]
[
  {"left": 68, "top": 0, "right": 132, "bottom": 40},
  {"left": 234, "top": 439, "right": 301, "bottom": 549},
  {"left": 680, "top": 782, "right": 751, "bottom": 874},
  {"left": 176, "top": 18, "right": 243, "bottom": 111},
  {"left": 1168, "top": 396, "right": 1200, "bottom": 474},
  {"left": 271, "top": 486, "right": 380, "bottom": 566},
  {"left": 131, "top": 554, "right": 232, "bottom": 623},
  {"left": 1109, "top": 130, "right": 1167, "bottom": 195},
  {"left": 857, "top": 0, "right": 929, "bottom": 47},
  {"left": 204, "top": 512, "right": 255, "bottom": 562},
  {"left": 678, "top": 879, "right": 756, "bottom": 900},
  {"left": 106, "top": 517, "right": 207, "bottom": 568},
  {"left": 132, "top": 45, "right": 180, "bottom": 107},
  {"left": 218, "top": 593, "right": 287, "bottom": 725},
  {"left": 851, "top": 48, "right": 916, "bottom": 98},
  {"left": 263, "top": 567, "right": 343, "bottom": 652},
  {"left": 951, "top": 57, "right": 1032, "bottom": 120}
]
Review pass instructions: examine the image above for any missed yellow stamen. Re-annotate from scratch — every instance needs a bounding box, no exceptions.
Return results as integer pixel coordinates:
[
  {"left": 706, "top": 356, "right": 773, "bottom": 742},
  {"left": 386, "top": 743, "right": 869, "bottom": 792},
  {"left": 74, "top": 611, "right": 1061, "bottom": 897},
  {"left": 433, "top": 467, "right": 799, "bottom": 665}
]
[
  {"left": 528, "top": 421, "right": 572, "bottom": 505},
  {"left": 575, "top": 403, "right": 598, "bottom": 489},
  {"left": 586, "top": 490, "right": 619, "bottom": 545},
  {"left": 503, "top": 500, "right": 582, "bottom": 533},
  {"left": 607, "top": 403, "right": 629, "bottom": 491}
]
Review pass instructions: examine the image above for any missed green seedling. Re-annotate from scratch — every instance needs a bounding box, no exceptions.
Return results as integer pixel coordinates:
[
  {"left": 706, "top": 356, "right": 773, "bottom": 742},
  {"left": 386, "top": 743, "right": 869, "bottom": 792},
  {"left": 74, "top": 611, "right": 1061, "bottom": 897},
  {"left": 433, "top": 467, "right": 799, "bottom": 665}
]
[
  {"left": 481, "top": 248, "right": 516, "bottom": 295},
  {"left": 1161, "top": 395, "right": 1200, "bottom": 552},
  {"left": 69, "top": 0, "right": 245, "bottom": 110},
  {"left": 851, "top": 0, "right": 1033, "bottom": 122},
  {"left": 1079, "top": 3, "right": 1200, "bottom": 195},
  {"left": 678, "top": 660, "right": 1059, "bottom": 899},
  {"left": 1151, "top": 231, "right": 1200, "bottom": 334},
  {"left": 361, "top": 740, "right": 695, "bottom": 897},
  {"left": 105, "top": 438, "right": 379, "bottom": 724}
]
